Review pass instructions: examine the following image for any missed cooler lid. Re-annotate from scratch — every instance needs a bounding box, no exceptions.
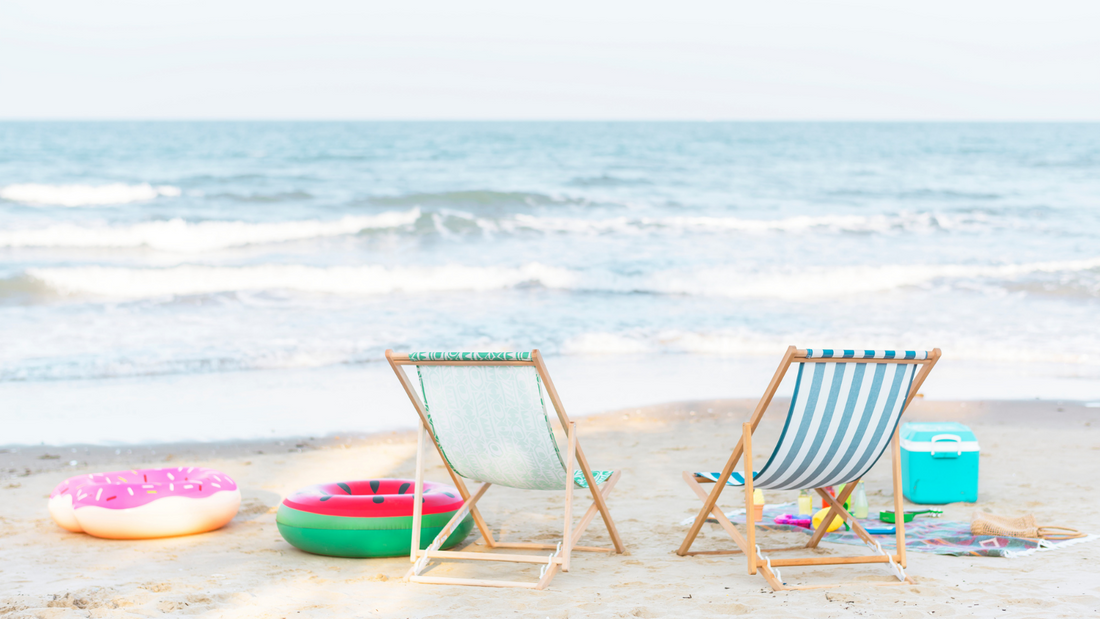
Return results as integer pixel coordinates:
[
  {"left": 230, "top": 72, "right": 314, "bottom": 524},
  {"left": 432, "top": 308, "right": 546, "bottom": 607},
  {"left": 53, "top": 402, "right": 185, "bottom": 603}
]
[{"left": 900, "top": 422, "right": 979, "bottom": 453}]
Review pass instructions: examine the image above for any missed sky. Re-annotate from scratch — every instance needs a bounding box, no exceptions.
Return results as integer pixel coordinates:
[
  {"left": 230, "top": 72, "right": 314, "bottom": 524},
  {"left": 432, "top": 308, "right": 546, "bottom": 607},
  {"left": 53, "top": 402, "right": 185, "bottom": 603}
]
[{"left": 2, "top": 0, "right": 1098, "bottom": 121}]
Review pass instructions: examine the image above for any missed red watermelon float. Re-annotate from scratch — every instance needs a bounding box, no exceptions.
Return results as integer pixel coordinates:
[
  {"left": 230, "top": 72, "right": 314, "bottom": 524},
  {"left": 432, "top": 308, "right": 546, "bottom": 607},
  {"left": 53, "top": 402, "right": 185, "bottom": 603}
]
[{"left": 276, "top": 479, "right": 474, "bottom": 558}]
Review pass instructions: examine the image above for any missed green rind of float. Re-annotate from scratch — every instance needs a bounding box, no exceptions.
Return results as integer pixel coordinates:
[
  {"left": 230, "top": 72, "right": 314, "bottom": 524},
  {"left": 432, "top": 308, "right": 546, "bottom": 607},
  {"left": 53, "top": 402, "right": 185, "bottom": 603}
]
[
  {"left": 276, "top": 505, "right": 458, "bottom": 530},
  {"left": 276, "top": 513, "right": 475, "bottom": 558}
]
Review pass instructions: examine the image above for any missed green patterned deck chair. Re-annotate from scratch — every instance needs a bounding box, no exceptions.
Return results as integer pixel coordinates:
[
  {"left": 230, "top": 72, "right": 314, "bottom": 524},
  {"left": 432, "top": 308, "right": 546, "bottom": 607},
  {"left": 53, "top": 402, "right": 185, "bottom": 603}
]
[
  {"left": 677, "top": 346, "right": 941, "bottom": 591},
  {"left": 386, "top": 349, "right": 625, "bottom": 590}
]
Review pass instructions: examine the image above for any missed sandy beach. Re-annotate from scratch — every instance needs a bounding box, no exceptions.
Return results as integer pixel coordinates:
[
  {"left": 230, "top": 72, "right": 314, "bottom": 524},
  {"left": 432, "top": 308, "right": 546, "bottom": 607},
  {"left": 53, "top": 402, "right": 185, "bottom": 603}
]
[{"left": 2, "top": 398, "right": 1097, "bottom": 618}]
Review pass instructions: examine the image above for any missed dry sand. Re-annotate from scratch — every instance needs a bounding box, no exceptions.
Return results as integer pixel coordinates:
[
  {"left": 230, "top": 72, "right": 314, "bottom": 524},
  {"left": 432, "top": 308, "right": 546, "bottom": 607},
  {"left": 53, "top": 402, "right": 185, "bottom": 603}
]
[{"left": 2, "top": 399, "right": 1098, "bottom": 618}]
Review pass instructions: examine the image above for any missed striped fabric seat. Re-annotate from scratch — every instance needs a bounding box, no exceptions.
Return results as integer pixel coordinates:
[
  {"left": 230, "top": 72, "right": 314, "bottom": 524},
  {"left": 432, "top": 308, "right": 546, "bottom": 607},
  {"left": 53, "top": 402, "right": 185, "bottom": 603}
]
[{"left": 710, "top": 350, "right": 926, "bottom": 491}]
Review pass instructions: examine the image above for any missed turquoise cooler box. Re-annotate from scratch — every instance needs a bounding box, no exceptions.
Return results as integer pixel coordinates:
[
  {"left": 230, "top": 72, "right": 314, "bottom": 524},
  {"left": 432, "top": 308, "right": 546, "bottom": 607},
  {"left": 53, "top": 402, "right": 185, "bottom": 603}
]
[{"left": 899, "top": 422, "right": 979, "bottom": 504}]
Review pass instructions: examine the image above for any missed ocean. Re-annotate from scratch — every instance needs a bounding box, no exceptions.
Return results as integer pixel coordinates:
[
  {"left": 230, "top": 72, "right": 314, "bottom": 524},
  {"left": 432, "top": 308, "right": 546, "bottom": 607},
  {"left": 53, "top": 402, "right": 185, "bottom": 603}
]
[{"left": 2, "top": 122, "right": 1098, "bottom": 445}]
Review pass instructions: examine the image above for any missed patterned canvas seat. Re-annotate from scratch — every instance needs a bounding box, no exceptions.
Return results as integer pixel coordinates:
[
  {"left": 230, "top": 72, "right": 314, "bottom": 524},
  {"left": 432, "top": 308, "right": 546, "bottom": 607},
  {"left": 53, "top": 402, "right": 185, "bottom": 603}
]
[
  {"left": 388, "top": 350, "right": 625, "bottom": 591},
  {"left": 414, "top": 358, "right": 612, "bottom": 490}
]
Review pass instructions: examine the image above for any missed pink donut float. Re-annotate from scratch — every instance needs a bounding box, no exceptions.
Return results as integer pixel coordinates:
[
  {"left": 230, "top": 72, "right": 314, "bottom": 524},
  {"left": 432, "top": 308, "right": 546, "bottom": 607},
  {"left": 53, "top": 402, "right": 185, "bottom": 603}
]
[{"left": 48, "top": 467, "right": 241, "bottom": 539}]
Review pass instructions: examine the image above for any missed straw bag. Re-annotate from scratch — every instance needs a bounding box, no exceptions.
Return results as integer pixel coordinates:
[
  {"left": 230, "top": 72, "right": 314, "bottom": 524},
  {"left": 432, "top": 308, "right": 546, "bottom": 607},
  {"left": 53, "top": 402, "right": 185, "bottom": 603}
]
[{"left": 971, "top": 512, "right": 1084, "bottom": 541}]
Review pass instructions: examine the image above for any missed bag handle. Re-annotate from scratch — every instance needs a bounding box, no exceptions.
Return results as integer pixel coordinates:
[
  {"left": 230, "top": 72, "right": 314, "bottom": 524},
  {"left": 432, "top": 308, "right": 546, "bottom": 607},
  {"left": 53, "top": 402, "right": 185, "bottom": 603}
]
[
  {"left": 930, "top": 434, "right": 962, "bottom": 457},
  {"left": 1037, "top": 526, "right": 1086, "bottom": 541}
]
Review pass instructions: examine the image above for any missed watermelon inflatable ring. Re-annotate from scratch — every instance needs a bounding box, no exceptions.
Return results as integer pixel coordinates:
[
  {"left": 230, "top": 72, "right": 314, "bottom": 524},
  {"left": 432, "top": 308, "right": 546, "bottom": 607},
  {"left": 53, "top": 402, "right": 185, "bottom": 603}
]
[
  {"left": 277, "top": 479, "right": 474, "bottom": 558},
  {"left": 48, "top": 467, "right": 241, "bottom": 539}
]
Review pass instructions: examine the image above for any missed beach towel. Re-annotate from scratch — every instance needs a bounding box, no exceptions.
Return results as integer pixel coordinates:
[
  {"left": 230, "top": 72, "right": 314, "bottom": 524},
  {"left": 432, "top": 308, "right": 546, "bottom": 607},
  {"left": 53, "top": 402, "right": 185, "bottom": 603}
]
[{"left": 682, "top": 503, "right": 1097, "bottom": 558}]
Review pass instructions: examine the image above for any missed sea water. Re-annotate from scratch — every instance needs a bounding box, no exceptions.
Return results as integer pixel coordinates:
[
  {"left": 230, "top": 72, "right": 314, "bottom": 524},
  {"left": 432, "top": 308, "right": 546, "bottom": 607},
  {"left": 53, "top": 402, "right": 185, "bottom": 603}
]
[{"left": 1, "top": 122, "right": 1098, "bottom": 444}]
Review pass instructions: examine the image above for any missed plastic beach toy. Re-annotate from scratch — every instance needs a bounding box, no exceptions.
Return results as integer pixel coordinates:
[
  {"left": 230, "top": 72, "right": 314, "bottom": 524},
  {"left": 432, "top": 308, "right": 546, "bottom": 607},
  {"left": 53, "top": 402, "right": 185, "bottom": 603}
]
[
  {"left": 277, "top": 479, "right": 474, "bottom": 558},
  {"left": 879, "top": 509, "right": 942, "bottom": 524},
  {"left": 812, "top": 507, "right": 845, "bottom": 532},
  {"left": 774, "top": 514, "right": 813, "bottom": 529},
  {"left": 49, "top": 467, "right": 240, "bottom": 539}
]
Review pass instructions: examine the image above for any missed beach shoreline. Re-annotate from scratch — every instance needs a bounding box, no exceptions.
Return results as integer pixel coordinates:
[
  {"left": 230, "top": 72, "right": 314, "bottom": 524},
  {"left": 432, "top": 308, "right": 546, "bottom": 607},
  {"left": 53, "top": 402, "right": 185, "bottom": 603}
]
[
  {"left": 3, "top": 398, "right": 1098, "bottom": 617},
  {"left": 6, "top": 352, "right": 1100, "bottom": 448}
]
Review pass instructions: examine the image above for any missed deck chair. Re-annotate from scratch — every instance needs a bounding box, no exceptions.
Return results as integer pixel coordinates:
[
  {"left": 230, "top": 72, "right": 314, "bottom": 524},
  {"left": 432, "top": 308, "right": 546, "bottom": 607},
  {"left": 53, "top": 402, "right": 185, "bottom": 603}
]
[
  {"left": 385, "top": 349, "right": 625, "bottom": 590},
  {"left": 677, "top": 346, "right": 941, "bottom": 591}
]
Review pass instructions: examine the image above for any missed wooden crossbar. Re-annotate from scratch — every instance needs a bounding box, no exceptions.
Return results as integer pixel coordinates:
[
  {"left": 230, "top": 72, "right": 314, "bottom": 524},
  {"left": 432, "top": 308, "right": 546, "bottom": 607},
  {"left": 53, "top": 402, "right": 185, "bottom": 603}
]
[
  {"left": 408, "top": 576, "right": 539, "bottom": 589},
  {"left": 413, "top": 550, "right": 565, "bottom": 565}
]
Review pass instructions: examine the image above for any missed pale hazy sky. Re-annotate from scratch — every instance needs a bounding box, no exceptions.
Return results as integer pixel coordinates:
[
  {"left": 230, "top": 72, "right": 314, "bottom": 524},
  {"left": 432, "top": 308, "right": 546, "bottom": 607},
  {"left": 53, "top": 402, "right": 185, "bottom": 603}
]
[{"left": 2, "top": 0, "right": 1098, "bottom": 120}]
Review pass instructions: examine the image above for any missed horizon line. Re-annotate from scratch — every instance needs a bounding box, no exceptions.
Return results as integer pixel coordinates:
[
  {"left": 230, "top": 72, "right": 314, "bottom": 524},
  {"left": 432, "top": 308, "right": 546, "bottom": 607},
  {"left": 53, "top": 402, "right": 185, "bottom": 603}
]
[{"left": 2, "top": 118, "right": 1099, "bottom": 123}]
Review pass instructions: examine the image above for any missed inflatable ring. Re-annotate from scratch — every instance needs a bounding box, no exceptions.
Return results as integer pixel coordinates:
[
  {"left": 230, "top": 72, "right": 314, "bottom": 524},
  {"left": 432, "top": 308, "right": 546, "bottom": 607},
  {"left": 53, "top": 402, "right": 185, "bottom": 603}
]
[
  {"left": 48, "top": 467, "right": 241, "bottom": 539},
  {"left": 277, "top": 479, "right": 474, "bottom": 558}
]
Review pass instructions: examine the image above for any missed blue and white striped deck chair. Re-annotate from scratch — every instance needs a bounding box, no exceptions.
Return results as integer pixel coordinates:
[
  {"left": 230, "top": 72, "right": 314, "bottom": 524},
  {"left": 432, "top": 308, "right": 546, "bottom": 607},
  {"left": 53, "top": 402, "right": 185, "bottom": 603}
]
[
  {"left": 386, "top": 349, "right": 625, "bottom": 591},
  {"left": 678, "top": 346, "right": 941, "bottom": 591}
]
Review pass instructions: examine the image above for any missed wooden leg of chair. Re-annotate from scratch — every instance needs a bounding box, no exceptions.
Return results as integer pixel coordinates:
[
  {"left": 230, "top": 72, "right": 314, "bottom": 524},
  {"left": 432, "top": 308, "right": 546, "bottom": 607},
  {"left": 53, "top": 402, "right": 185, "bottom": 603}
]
[
  {"left": 562, "top": 422, "right": 576, "bottom": 572},
  {"left": 570, "top": 471, "right": 620, "bottom": 550},
  {"left": 677, "top": 346, "right": 795, "bottom": 557},
  {"left": 681, "top": 472, "right": 750, "bottom": 553},
  {"left": 535, "top": 562, "right": 560, "bottom": 591},
  {"left": 407, "top": 482, "right": 493, "bottom": 579},
  {"left": 743, "top": 422, "right": 756, "bottom": 575},
  {"left": 809, "top": 481, "right": 858, "bottom": 549},
  {"left": 447, "top": 473, "right": 496, "bottom": 548},
  {"left": 678, "top": 446, "right": 742, "bottom": 556},
  {"left": 892, "top": 426, "right": 907, "bottom": 568},
  {"left": 817, "top": 481, "right": 879, "bottom": 548},
  {"left": 757, "top": 563, "right": 786, "bottom": 591},
  {"left": 575, "top": 444, "right": 625, "bottom": 553},
  {"left": 410, "top": 423, "right": 426, "bottom": 563}
]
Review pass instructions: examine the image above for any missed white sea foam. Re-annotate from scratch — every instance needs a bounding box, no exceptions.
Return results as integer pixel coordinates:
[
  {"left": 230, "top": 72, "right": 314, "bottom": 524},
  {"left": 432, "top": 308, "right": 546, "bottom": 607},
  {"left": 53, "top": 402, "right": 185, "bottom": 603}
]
[
  {"left": 24, "top": 256, "right": 1100, "bottom": 300},
  {"left": 0, "top": 209, "right": 420, "bottom": 253},
  {"left": 561, "top": 329, "right": 1100, "bottom": 365},
  {"left": 0, "top": 183, "right": 182, "bottom": 207},
  {"left": 485, "top": 210, "right": 1007, "bottom": 236},
  {"left": 26, "top": 262, "right": 579, "bottom": 298}
]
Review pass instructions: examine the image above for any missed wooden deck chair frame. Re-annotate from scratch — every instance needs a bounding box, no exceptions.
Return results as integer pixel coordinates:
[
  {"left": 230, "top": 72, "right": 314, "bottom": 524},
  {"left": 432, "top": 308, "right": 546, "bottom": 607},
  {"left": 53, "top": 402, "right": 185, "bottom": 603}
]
[
  {"left": 386, "top": 349, "right": 626, "bottom": 590},
  {"left": 676, "top": 346, "right": 941, "bottom": 591}
]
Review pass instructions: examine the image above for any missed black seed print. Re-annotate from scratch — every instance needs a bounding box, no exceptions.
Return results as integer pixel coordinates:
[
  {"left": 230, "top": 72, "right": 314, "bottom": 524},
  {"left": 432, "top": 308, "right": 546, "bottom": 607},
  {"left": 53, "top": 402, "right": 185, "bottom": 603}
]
[
  {"left": 337, "top": 482, "right": 352, "bottom": 495},
  {"left": 320, "top": 494, "right": 332, "bottom": 502},
  {"left": 444, "top": 492, "right": 454, "bottom": 498},
  {"left": 369, "top": 480, "right": 380, "bottom": 494},
  {"left": 372, "top": 496, "right": 384, "bottom": 504},
  {"left": 398, "top": 482, "right": 410, "bottom": 495}
]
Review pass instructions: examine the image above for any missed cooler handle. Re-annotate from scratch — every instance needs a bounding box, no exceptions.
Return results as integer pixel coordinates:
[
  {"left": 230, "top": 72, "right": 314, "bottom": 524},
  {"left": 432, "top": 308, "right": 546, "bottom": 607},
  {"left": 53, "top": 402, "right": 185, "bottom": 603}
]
[{"left": 930, "top": 434, "right": 962, "bottom": 457}]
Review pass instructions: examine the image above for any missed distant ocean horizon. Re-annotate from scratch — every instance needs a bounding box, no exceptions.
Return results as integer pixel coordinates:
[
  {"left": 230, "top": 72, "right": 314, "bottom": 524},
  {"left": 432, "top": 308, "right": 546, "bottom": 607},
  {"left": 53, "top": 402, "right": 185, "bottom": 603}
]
[{"left": 2, "top": 122, "right": 1098, "bottom": 444}]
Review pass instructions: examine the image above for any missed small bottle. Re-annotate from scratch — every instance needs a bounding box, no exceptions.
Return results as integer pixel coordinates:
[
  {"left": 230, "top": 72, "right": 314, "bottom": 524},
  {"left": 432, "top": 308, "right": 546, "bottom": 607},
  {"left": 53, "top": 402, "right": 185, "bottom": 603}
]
[
  {"left": 798, "top": 490, "right": 813, "bottom": 516},
  {"left": 851, "top": 481, "right": 869, "bottom": 519},
  {"left": 836, "top": 483, "right": 853, "bottom": 514},
  {"left": 821, "top": 486, "right": 836, "bottom": 509},
  {"left": 753, "top": 489, "right": 765, "bottom": 522}
]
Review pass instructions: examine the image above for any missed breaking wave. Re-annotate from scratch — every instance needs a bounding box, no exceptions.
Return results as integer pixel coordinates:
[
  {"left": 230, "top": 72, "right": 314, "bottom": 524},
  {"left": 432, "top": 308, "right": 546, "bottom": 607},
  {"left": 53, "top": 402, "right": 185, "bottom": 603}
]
[
  {"left": 0, "top": 209, "right": 1035, "bottom": 255},
  {"left": 369, "top": 190, "right": 589, "bottom": 209},
  {"left": 480, "top": 210, "right": 1025, "bottom": 235},
  {"left": 0, "top": 183, "right": 182, "bottom": 207},
  {"left": 20, "top": 256, "right": 1100, "bottom": 300},
  {"left": 0, "top": 209, "right": 420, "bottom": 252}
]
